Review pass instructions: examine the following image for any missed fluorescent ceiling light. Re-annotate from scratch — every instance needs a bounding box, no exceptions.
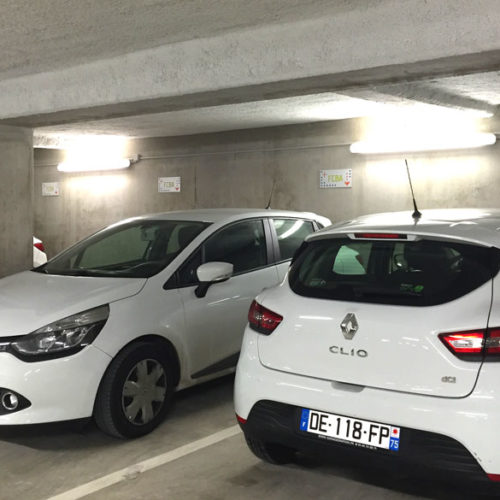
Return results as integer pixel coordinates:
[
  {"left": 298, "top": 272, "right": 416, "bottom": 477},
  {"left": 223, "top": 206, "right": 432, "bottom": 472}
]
[
  {"left": 350, "top": 133, "right": 496, "bottom": 154},
  {"left": 58, "top": 158, "right": 130, "bottom": 172},
  {"left": 57, "top": 135, "right": 130, "bottom": 172}
]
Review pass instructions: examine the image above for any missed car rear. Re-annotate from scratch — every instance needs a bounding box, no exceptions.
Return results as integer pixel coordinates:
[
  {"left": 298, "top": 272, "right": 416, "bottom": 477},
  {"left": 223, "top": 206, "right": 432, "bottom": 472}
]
[{"left": 235, "top": 221, "right": 500, "bottom": 484}]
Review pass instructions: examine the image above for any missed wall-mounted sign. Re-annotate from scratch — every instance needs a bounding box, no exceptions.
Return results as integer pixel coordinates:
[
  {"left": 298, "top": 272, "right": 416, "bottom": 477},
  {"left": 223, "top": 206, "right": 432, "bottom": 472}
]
[
  {"left": 42, "top": 182, "right": 60, "bottom": 196},
  {"left": 158, "top": 176, "right": 181, "bottom": 193},
  {"left": 320, "top": 169, "right": 352, "bottom": 189}
]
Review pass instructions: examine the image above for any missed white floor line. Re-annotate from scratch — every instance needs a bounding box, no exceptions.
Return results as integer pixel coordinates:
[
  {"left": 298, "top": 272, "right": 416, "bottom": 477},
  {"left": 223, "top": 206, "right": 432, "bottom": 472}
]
[{"left": 46, "top": 424, "right": 241, "bottom": 500}]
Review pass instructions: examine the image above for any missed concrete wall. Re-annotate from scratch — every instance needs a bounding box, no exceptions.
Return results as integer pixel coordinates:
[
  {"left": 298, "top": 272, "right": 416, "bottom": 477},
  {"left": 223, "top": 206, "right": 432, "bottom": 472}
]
[
  {"left": 0, "top": 126, "right": 33, "bottom": 276},
  {"left": 34, "top": 119, "right": 500, "bottom": 257}
]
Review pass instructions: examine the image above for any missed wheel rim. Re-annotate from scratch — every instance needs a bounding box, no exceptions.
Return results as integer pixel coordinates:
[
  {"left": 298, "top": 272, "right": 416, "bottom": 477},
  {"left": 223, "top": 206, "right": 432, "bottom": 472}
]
[{"left": 121, "top": 359, "right": 167, "bottom": 426}]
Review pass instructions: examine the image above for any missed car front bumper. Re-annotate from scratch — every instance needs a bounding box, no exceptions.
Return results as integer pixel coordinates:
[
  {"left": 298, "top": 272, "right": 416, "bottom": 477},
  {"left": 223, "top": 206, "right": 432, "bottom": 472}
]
[
  {"left": 0, "top": 345, "right": 111, "bottom": 424},
  {"left": 234, "top": 328, "right": 500, "bottom": 480}
]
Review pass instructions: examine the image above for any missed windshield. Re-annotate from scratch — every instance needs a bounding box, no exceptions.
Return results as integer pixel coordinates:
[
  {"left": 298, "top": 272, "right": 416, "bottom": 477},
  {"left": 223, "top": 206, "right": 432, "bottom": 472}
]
[
  {"left": 35, "top": 219, "right": 210, "bottom": 278},
  {"left": 289, "top": 237, "right": 499, "bottom": 306}
]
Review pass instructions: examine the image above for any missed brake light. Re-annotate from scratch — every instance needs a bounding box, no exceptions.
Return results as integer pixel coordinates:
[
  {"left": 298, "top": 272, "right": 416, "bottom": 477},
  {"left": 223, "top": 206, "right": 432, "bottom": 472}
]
[
  {"left": 34, "top": 242, "right": 45, "bottom": 252},
  {"left": 248, "top": 300, "right": 283, "bottom": 335},
  {"left": 439, "top": 328, "right": 500, "bottom": 359},
  {"left": 354, "top": 233, "right": 407, "bottom": 240}
]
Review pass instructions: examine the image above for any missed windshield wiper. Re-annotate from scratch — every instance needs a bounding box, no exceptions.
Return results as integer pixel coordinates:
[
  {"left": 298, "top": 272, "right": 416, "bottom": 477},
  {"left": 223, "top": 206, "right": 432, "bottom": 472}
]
[{"left": 41, "top": 268, "right": 104, "bottom": 277}]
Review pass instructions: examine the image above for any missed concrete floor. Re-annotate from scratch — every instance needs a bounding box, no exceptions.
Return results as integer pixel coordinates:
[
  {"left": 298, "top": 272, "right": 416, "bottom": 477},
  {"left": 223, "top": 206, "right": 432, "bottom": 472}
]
[{"left": 0, "top": 375, "right": 496, "bottom": 500}]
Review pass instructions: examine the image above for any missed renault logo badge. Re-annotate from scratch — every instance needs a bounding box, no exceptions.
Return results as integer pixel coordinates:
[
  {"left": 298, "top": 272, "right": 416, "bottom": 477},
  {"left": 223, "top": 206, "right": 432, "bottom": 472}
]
[{"left": 340, "top": 313, "right": 358, "bottom": 340}]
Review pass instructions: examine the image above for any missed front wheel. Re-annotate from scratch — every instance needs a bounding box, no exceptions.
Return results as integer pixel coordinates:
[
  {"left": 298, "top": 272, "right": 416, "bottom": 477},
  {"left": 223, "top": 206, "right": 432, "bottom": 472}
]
[{"left": 94, "top": 342, "right": 174, "bottom": 438}]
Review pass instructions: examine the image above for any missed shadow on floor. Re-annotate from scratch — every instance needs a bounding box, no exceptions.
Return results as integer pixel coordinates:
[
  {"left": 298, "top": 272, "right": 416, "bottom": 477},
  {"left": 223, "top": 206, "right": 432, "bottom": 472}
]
[
  {"left": 284, "top": 451, "right": 500, "bottom": 500},
  {"left": 0, "top": 374, "right": 235, "bottom": 451}
]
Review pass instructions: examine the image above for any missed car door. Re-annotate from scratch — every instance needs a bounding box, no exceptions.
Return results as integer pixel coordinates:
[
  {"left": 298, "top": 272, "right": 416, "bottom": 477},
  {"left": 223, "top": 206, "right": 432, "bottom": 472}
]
[{"left": 175, "top": 218, "right": 280, "bottom": 380}]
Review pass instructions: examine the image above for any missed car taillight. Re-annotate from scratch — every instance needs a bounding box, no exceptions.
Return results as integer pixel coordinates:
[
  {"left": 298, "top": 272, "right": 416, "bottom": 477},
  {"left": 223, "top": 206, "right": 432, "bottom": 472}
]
[
  {"left": 439, "top": 328, "right": 500, "bottom": 360},
  {"left": 485, "top": 329, "right": 500, "bottom": 354},
  {"left": 248, "top": 300, "right": 283, "bottom": 335},
  {"left": 34, "top": 242, "right": 45, "bottom": 252},
  {"left": 354, "top": 233, "right": 407, "bottom": 240}
]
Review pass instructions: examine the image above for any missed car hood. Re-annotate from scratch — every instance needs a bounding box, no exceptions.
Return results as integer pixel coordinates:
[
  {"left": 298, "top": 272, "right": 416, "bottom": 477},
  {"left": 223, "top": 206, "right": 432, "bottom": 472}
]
[{"left": 0, "top": 271, "right": 147, "bottom": 337}]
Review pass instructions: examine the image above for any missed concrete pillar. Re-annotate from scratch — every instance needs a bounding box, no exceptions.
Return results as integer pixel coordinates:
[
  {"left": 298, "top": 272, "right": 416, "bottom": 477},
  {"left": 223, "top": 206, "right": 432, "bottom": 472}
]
[{"left": 0, "top": 125, "right": 33, "bottom": 277}]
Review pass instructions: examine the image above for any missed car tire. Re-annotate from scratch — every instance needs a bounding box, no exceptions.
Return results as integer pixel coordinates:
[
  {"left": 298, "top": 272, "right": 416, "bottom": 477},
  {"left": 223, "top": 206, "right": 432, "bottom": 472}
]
[
  {"left": 244, "top": 433, "right": 295, "bottom": 465},
  {"left": 94, "top": 341, "right": 174, "bottom": 439}
]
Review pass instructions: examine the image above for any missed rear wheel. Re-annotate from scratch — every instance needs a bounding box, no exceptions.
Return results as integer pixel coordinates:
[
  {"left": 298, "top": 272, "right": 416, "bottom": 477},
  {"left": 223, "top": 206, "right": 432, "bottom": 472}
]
[
  {"left": 94, "top": 342, "right": 174, "bottom": 438},
  {"left": 245, "top": 434, "right": 295, "bottom": 464}
]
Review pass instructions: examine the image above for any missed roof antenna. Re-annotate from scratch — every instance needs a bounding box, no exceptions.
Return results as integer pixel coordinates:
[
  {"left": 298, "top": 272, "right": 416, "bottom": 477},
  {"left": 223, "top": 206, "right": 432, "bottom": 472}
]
[
  {"left": 266, "top": 169, "right": 276, "bottom": 209},
  {"left": 405, "top": 159, "right": 422, "bottom": 221}
]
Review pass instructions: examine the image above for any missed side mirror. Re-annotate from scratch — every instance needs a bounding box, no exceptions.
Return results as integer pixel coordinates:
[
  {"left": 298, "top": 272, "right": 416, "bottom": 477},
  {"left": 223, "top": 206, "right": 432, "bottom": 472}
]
[{"left": 195, "top": 262, "right": 233, "bottom": 298}]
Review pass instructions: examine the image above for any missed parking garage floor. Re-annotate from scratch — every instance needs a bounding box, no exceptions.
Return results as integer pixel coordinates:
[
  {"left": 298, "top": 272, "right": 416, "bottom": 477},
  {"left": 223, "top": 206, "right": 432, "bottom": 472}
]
[{"left": 0, "top": 375, "right": 496, "bottom": 500}]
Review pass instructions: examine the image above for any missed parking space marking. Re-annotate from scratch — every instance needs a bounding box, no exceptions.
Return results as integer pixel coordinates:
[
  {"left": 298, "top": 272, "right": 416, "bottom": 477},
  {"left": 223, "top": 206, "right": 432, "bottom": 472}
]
[{"left": 46, "top": 425, "right": 241, "bottom": 500}]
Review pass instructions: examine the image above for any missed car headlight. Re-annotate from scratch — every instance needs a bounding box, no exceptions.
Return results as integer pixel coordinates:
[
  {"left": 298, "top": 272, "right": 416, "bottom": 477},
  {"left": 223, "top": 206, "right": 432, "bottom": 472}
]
[{"left": 7, "top": 305, "right": 109, "bottom": 361}]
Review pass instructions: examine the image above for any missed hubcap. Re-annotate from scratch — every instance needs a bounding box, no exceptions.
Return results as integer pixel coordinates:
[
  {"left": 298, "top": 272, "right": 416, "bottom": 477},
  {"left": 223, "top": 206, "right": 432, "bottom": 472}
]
[{"left": 121, "top": 359, "right": 167, "bottom": 426}]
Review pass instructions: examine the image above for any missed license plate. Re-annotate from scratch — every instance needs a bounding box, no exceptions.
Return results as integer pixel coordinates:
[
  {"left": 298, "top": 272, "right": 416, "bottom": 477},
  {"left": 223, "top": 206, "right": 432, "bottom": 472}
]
[{"left": 299, "top": 408, "right": 400, "bottom": 451}]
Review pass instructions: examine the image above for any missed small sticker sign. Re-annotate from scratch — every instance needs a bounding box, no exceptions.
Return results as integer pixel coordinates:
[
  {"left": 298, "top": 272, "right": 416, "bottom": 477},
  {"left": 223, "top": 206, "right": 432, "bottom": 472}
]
[
  {"left": 42, "top": 182, "right": 60, "bottom": 196},
  {"left": 158, "top": 176, "right": 181, "bottom": 193},
  {"left": 320, "top": 169, "right": 352, "bottom": 189}
]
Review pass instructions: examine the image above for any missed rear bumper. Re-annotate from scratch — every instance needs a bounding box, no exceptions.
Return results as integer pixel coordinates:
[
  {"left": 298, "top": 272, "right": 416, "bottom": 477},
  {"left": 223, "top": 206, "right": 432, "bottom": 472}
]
[
  {"left": 240, "top": 400, "right": 487, "bottom": 481},
  {"left": 234, "top": 328, "right": 500, "bottom": 479}
]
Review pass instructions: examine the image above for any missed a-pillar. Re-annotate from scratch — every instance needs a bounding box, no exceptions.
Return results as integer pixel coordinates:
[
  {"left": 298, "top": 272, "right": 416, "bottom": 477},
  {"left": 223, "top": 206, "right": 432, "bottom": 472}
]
[{"left": 0, "top": 125, "right": 33, "bottom": 277}]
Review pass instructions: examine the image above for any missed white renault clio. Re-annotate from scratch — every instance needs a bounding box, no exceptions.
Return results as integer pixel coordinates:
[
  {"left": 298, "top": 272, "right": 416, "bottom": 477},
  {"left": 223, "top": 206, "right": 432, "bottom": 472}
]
[
  {"left": 0, "top": 208, "right": 330, "bottom": 437},
  {"left": 235, "top": 209, "right": 500, "bottom": 484}
]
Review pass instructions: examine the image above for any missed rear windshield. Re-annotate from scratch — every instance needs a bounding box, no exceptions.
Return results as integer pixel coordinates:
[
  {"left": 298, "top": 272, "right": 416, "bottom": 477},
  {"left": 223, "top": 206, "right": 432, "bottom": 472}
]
[{"left": 289, "top": 237, "right": 499, "bottom": 306}]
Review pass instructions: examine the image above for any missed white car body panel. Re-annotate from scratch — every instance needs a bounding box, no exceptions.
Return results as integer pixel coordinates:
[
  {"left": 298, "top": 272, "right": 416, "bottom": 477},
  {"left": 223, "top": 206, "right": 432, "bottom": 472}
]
[
  {"left": 276, "top": 260, "right": 293, "bottom": 283},
  {"left": 317, "top": 208, "right": 500, "bottom": 248},
  {"left": 256, "top": 282, "right": 491, "bottom": 397},
  {"left": 0, "top": 271, "right": 146, "bottom": 335}
]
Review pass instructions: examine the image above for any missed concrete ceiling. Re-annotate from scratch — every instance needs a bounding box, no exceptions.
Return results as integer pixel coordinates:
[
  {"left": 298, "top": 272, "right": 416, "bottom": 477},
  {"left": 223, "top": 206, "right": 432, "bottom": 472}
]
[
  {"left": 33, "top": 78, "right": 499, "bottom": 147},
  {"left": 0, "top": 0, "right": 364, "bottom": 81},
  {"left": 0, "top": 0, "right": 498, "bottom": 146}
]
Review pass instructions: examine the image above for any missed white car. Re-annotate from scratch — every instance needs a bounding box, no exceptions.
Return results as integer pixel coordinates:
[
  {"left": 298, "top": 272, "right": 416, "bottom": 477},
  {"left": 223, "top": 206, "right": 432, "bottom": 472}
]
[
  {"left": 33, "top": 236, "right": 47, "bottom": 267},
  {"left": 0, "top": 209, "right": 330, "bottom": 438},
  {"left": 235, "top": 209, "right": 500, "bottom": 485}
]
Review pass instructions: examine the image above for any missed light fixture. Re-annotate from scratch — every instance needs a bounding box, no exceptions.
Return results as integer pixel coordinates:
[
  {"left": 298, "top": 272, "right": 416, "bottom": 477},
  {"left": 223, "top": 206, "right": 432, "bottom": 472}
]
[
  {"left": 57, "top": 158, "right": 130, "bottom": 172},
  {"left": 57, "top": 136, "right": 132, "bottom": 172},
  {"left": 350, "top": 132, "right": 496, "bottom": 154},
  {"left": 350, "top": 109, "right": 496, "bottom": 155}
]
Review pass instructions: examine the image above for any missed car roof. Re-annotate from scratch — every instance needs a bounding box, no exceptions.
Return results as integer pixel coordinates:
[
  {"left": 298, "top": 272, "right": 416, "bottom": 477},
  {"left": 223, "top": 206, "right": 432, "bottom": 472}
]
[
  {"left": 121, "top": 208, "right": 331, "bottom": 226},
  {"left": 309, "top": 208, "right": 500, "bottom": 248}
]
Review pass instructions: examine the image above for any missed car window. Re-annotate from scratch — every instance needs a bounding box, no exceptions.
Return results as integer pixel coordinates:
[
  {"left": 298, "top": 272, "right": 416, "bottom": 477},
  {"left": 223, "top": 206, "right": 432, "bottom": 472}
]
[
  {"left": 272, "top": 219, "right": 315, "bottom": 261},
  {"left": 289, "top": 238, "right": 499, "bottom": 306},
  {"left": 205, "top": 219, "right": 267, "bottom": 274},
  {"left": 77, "top": 225, "right": 150, "bottom": 269},
  {"left": 333, "top": 243, "right": 368, "bottom": 275},
  {"left": 38, "top": 220, "right": 209, "bottom": 278},
  {"left": 177, "top": 219, "right": 267, "bottom": 286}
]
